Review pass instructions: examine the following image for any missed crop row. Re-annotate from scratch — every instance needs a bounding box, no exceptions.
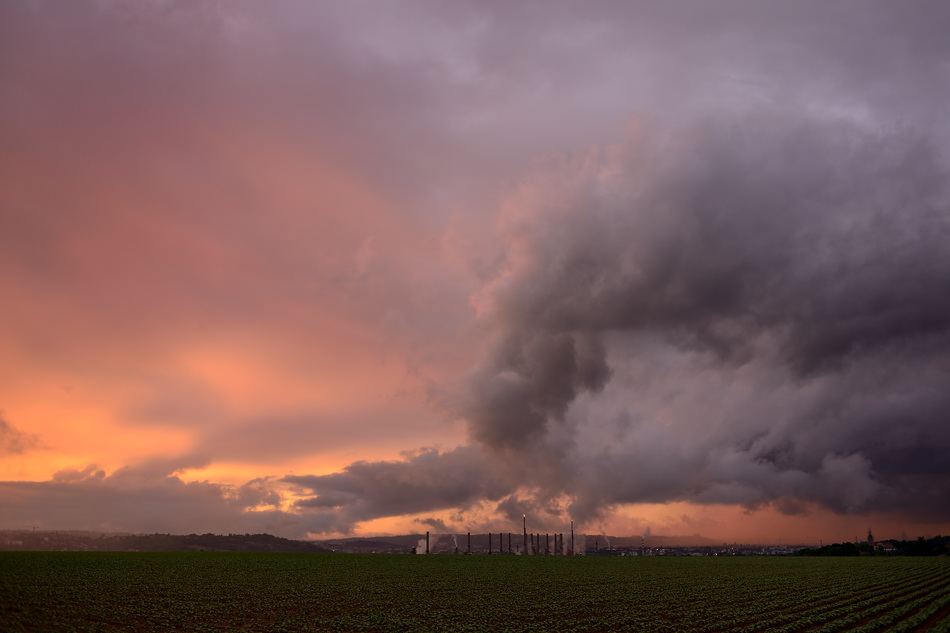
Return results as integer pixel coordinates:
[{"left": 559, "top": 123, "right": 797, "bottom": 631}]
[
  {"left": 695, "top": 561, "right": 944, "bottom": 632},
  {"left": 1, "top": 553, "right": 948, "bottom": 632}
]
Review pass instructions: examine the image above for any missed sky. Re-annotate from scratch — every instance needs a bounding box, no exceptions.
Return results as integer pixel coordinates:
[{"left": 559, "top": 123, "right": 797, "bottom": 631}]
[{"left": 2, "top": 0, "right": 949, "bottom": 545}]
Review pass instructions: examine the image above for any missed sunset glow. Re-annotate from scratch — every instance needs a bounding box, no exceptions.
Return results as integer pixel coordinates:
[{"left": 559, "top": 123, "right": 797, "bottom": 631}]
[{"left": 2, "top": 1, "right": 949, "bottom": 544}]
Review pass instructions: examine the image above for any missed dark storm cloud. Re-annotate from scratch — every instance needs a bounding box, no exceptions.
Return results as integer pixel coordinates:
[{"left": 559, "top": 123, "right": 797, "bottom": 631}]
[
  {"left": 276, "top": 1, "right": 950, "bottom": 532},
  {"left": 463, "top": 330, "right": 611, "bottom": 449},
  {"left": 4, "top": 0, "right": 950, "bottom": 538},
  {"left": 486, "top": 118, "right": 950, "bottom": 376},
  {"left": 464, "top": 113, "right": 950, "bottom": 524},
  {"left": 283, "top": 446, "right": 512, "bottom": 533}
]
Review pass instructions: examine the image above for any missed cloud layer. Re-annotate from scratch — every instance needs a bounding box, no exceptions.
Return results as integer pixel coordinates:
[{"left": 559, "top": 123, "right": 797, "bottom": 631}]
[
  {"left": 2, "top": 1, "right": 949, "bottom": 540},
  {"left": 288, "top": 114, "right": 950, "bottom": 532}
]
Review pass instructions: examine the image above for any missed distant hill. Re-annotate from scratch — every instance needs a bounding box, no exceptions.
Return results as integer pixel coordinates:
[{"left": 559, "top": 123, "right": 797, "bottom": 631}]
[
  {"left": 0, "top": 531, "right": 332, "bottom": 553},
  {"left": 318, "top": 534, "right": 423, "bottom": 553},
  {"left": 796, "top": 536, "right": 949, "bottom": 557},
  {"left": 0, "top": 530, "right": 735, "bottom": 554},
  {"left": 596, "top": 535, "right": 722, "bottom": 548}
]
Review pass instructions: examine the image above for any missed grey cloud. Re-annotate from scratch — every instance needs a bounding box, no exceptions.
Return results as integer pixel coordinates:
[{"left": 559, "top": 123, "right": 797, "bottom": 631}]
[
  {"left": 459, "top": 110, "right": 950, "bottom": 525},
  {"left": 485, "top": 118, "right": 950, "bottom": 369},
  {"left": 52, "top": 464, "right": 105, "bottom": 482},
  {"left": 559, "top": 332, "right": 950, "bottom": 524},
  {"left": 0, "top": 415, "right": 40, "bottom": 455},
  {"left": 108, "top": 454, "right": 213, "bottom": 484},
  {"left": 5, "top": 0, "right": 950, "bottom": 537},
  {"left": 283, "top": 446, "right": 512, "bottom": 533},
  {"left": 463, "top": 331, "right": 610, "bottom": 449},
  {"left": 415, "top": 517, "right": 449, "bottom": 532},
  {"left": 0, "top": 463, "right": 313, "bottom": 536},
  {"left": 273, "top": 0, "right": 950, "bottom": 532},
  {"left": 234, "top": 478, "right": 283, "bottom": 509}
]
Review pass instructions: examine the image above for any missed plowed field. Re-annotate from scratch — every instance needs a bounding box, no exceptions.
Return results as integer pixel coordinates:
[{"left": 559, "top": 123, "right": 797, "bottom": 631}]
[{"left": 2, "top": 552, "right": 948, "bottom": 632}]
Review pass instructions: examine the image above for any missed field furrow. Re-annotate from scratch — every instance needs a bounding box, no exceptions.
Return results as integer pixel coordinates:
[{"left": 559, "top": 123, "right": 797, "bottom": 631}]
[{"left": 1, "top": 553, "right": 948, "bottom": 633}]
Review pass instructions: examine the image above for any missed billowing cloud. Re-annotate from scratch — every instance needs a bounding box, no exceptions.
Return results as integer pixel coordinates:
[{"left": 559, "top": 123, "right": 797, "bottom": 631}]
[
  {"left": 2, "top": 1, "right": 949, "bottom": 540},
  {"left": 463, "top": 330, "right": 611, "bottom": 450},
  {"left": 283, "top": 446, "right": 512, "bottom": 534},
  {"left": 462, "top": 113, "right": 950, "bottom": 524},
  {"left": 284, "top": 112, "right": 950, "bottom": 533}
]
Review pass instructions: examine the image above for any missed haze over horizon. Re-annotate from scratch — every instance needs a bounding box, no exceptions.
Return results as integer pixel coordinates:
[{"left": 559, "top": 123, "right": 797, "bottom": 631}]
[{"left": 2, "top": 1, "right": 949, "bottom": 545}]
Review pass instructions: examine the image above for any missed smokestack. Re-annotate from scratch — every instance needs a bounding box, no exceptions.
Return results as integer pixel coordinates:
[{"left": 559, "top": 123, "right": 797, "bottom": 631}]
[
  {"left": 426, "top": 531, "right": 429, "bottom": 554},
  {"left": 508, "top": 532, "right": 511, "bottom": 555},
  {"left": 546, "top": 533, "right": 550, "bottom": 555},
  {"left": 571, "top": 521, "right": 574, "bottom": 556},
  {"left": 467, "top": 532, "right": 471, "bottom": 554},
  {"left": 523, "top": 515, "right": 527, "bottom": 554}
]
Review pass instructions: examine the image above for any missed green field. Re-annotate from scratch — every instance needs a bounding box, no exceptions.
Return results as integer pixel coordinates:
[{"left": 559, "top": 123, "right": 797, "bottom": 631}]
[{"left": 2, "top": 553, "right": 949, "bottom": 632}]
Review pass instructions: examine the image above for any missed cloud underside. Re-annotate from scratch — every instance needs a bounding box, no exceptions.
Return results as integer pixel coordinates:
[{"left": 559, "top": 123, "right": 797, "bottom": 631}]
[
  {"left": 4, "top": 113, "right": 950, "bottom": 533},
  {"left": 2, "top": 1, "right": 949, "bottom": 537},
  {"left": 144, "top": 115, "right": 950, "bottom": 535},
  {"left": 5, "top": 111, "right": 950, "bottom": 537},
  {"left": 294, "top": 114, "right": 950, "bottom": 530}
]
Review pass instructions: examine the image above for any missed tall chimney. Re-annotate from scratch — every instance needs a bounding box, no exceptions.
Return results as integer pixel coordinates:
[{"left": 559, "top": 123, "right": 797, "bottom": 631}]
[
  {"left": 467, "top": 532, "right": 471, "bottom": 554},
  {"left": 570, "top": 521, "right": 574, "bottom": 556},
  {"left": 426, "top": 531, "right": 429, "bottom": 554},
  {"left": 523, "top": 515, "right": 527, "bottom": 554}
]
